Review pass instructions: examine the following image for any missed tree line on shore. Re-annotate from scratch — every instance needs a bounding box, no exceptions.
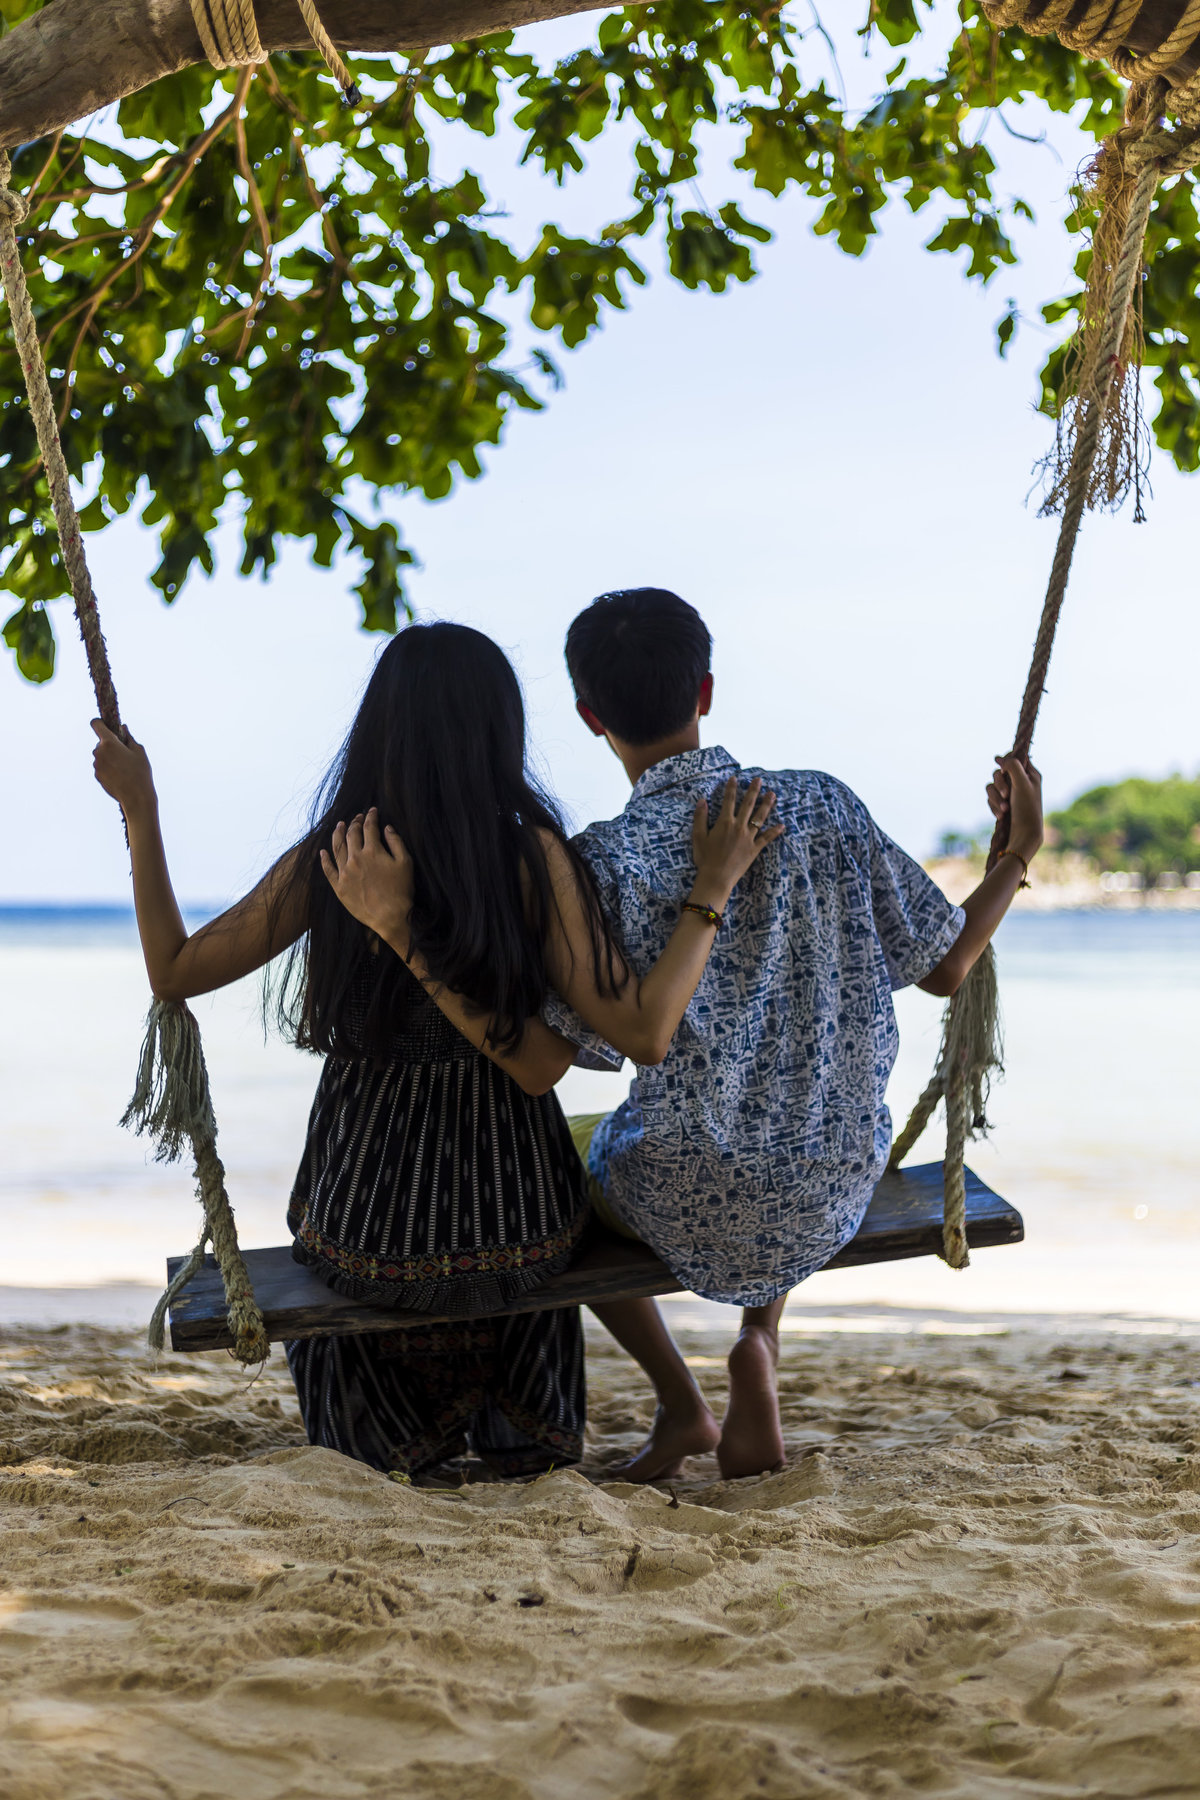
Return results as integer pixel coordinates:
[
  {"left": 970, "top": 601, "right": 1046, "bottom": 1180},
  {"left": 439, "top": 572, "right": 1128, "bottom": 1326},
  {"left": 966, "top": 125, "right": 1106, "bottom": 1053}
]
[{"left": 938, "top": 775, "right": 1200, "bottom": 882}]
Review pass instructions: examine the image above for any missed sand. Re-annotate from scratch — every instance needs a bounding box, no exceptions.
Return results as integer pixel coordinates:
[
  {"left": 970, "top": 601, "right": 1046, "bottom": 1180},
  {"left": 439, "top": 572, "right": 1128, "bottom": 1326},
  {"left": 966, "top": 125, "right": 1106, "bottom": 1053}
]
[{"left": 3, "top": 1317, "right": 1200, "bottom": 1799}]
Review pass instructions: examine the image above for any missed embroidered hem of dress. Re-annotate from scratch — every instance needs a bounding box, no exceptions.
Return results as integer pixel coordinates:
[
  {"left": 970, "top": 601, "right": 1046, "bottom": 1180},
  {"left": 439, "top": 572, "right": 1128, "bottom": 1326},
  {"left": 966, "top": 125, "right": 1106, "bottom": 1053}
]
[{"left": 290, "top": 1205, "right": 588, "bottom": 1314}]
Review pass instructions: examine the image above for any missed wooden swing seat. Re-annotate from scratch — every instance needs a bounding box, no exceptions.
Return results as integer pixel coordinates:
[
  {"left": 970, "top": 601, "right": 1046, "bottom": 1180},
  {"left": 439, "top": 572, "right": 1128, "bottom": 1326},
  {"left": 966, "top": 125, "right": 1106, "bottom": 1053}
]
[{"left": 166, "top": 1161, "right": 1022, "bottom": 1354}]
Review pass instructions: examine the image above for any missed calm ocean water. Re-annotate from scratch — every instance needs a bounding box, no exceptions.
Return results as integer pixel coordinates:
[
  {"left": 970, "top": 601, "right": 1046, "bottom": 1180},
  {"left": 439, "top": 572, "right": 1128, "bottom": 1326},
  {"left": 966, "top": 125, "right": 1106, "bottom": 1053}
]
[{"left": 1, "top": 907, "right": 1197, "bottom": 1320}]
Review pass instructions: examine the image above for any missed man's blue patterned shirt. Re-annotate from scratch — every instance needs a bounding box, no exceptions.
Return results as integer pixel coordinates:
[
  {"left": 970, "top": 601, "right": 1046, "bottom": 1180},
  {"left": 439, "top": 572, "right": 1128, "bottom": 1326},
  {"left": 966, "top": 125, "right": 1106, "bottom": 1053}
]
[{"left": 547, "top": 746, "right": 965, "bottom": 1306}]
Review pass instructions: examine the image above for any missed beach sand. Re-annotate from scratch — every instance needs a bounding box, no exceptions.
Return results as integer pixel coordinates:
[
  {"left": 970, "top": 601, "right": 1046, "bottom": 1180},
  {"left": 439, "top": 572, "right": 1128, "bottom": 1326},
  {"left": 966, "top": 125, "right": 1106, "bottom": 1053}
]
[{"left": 3, "top": 1318, "right": 1200, "bottom": 1799}]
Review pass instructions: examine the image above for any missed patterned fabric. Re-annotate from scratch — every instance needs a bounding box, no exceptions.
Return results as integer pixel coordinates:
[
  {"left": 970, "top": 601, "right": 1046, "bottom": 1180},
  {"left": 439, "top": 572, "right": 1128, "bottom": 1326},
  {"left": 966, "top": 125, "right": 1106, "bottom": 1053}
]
[
  {"left": 286, "top": 958, "right": 589, "bottom": 1475},
  {"left": 567, "top": 1112, "right": 639, "bottom": 1240},
  {"left": 543, "top": 746, "right": 965, "bottom": 1306},
  {"left": 288, "top": 1052, "right": 588, "bottom": 1314},
  {"left": 286, "top": 1310, "right": 584, "bottom": 1479}
]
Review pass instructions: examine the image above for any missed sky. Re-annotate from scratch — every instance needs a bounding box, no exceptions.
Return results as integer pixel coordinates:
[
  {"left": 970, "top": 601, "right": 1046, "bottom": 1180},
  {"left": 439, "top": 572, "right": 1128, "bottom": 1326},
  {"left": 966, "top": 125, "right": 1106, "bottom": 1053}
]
[{"left": 2, "top": 6, "right": 1198, "bottom": 905}]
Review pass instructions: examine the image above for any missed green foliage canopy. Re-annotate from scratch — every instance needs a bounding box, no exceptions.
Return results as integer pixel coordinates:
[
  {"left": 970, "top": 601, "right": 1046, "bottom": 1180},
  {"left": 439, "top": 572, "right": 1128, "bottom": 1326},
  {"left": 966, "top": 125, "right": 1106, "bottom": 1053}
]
[
  {"left": 1049, "top": 775, "right": 1200, "bottom": 879},
  {"left": 1, "top": 0, "right": 1196, "bottom": 682}
]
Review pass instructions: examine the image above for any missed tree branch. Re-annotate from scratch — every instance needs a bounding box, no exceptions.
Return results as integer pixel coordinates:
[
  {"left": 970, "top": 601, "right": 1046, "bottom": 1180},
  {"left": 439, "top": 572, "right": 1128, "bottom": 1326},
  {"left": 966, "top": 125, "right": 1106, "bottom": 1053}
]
[
  {"left": 233, "top": 80, "right": 275, "bottom": 359},
  {"left": 0, "top": 0, "right": 650, "bottom": 151},
  {"left": 259, "top": 61, "right": 346, "bottom": 269}
]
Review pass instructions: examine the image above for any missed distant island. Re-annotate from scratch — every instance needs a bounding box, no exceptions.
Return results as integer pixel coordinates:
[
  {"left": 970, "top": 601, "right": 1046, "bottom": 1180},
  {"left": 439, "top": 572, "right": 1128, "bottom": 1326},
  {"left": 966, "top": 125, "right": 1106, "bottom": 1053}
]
[{"left": 930, "top": 773, "right": 1200, "bottom": 910}]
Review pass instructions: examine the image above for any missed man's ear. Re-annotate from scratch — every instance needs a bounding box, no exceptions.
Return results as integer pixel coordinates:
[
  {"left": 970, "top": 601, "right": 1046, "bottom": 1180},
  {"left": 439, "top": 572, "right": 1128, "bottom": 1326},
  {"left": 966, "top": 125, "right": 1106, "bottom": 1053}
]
[
  {"left": 697, "top": 673, "right": 714, "bottom": 718},
  {"left": 575, "top": 699, "right": 608, "bottom": 738}
]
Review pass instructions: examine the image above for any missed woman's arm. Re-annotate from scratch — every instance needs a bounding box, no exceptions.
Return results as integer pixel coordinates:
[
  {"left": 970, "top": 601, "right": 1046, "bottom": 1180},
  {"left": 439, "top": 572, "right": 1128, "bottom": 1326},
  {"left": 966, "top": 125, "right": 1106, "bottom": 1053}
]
[
  {"left": 320, "top": 811, "right": 576, "bottom": 1096},
  {"left": 540, "top": 775, "right": 782, "bottom": 1064},
  {"left": 321, "top": 783, "right": 781, "bottom": 1088},
  {"left": 401, "top": 961, "right": 576, "bottom": 1096},
  {"left": 918, "top": 754, "right": 1044, "bottom": 999},
  {"left": 91, "top": 721, "right": 307, "bottom": 1001}
]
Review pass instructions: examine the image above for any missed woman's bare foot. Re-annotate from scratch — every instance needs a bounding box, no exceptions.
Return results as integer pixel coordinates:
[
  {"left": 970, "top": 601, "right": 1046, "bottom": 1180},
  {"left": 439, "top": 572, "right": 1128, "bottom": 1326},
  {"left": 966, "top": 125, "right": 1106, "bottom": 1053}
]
[
  {"left": 610, "top": 1396, "right": 721, "bottom": 1483},
  {"left": 718, "top": 1323, "right": 785, "bottom": 1479}
]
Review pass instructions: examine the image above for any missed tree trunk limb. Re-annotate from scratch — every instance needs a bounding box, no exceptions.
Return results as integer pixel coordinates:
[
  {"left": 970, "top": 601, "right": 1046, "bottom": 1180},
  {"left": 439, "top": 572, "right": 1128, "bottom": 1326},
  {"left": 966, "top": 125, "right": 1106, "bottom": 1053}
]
[
  {"left": 1, "top": 0, "right": 1197, "bottom": 158},
  {"left": 0, "top": 0, "right": 640, "bottom": 150}
]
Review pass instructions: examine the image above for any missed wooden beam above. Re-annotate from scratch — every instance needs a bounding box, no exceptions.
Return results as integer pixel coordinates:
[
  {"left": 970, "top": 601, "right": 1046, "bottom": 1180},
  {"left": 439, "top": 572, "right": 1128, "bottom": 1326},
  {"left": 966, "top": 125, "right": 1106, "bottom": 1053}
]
[{"left": 0, "top": 1, "right": 645, "bottom": 151}]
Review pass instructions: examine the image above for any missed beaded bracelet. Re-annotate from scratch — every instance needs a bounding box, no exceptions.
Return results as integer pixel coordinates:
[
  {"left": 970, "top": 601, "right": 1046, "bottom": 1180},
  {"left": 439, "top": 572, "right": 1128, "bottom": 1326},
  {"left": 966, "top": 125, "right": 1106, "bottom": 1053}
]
[{"left": 682, "top": 900, "right": 724, "bottom": 929}]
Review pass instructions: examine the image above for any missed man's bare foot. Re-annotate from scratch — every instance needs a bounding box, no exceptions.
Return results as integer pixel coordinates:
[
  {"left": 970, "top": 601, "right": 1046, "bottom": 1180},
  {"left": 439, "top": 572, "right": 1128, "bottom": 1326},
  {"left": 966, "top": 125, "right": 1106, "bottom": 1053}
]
[
  {"left": 718, "top": 1324, "right": 785, "bottom": 1479},
  {"left": 610, "top": 1396, "right": 721, "bottom": 1483}
]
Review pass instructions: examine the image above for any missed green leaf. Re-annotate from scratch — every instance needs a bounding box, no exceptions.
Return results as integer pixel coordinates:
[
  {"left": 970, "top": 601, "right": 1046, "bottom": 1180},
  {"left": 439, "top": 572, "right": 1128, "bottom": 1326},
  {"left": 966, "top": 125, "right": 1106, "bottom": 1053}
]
[
  {"left": 3, "top": 601, "right": 56, "bottom": 683},
  {"left": 995, "top": 299, "right": 1018, "bottom": 358},
  {"left": 344, "top": 516, "right": 416, "bottom": 634},
  {"left": 865, "top": 0, "right": 933, "bottom": 49},
  {"left": 117, "top": 67, "right": 221, "bottom": 150}
]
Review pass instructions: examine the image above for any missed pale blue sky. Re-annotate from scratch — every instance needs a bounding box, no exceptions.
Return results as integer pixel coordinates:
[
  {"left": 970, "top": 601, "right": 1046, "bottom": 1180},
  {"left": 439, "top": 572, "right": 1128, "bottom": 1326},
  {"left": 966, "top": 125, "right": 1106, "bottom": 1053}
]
[{"left": 2, "top": 7, "right": 1197, "bottom": 903}]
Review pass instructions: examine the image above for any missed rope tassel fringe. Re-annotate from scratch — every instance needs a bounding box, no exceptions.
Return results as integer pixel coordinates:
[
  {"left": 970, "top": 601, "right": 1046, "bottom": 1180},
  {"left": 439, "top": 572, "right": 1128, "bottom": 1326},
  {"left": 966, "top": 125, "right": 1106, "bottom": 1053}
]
[
  {"left": 125, "top": 1002, "right": 269, "bottom": 1364},
  {"left": 888, "top": 946, "right": 1003, "bottom": 1269}
]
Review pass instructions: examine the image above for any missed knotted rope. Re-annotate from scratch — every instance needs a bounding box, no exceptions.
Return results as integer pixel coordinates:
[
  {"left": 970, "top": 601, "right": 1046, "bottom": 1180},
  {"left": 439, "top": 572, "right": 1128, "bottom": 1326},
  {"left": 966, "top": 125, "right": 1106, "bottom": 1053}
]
[
  {"left": 890, "top": 24, "right": 1200, "bottom": 1266},
  {"left": 190, "top": 0, "right": 361, "bottom": 104},
  {"left": 0, "top": 150, "right": 268, "bottom": 1365},
  {"left": 983, "top": 0, "right": 1200, "bottom": 82}
]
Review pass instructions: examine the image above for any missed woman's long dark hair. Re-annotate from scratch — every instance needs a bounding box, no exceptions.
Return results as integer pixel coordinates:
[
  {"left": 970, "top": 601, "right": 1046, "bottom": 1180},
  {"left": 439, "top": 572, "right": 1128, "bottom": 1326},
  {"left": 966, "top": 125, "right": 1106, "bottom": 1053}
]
[{"left": 274, "top": 622, "right": 621, "bottom": 1060}]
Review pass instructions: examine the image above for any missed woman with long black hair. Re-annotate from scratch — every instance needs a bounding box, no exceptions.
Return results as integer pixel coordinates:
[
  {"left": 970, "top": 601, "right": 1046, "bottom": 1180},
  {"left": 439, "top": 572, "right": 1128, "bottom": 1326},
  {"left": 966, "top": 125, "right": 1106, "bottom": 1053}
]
[{"left": 91, "top": 622, "right": 779, "bottom": 1480}]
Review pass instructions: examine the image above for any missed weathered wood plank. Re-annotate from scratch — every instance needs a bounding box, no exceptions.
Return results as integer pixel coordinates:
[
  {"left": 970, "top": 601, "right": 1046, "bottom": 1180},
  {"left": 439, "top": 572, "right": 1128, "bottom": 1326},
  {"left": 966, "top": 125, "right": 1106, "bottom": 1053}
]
[{"left": 168, "top": 1162, "right": 1023, "bottom": 1353}]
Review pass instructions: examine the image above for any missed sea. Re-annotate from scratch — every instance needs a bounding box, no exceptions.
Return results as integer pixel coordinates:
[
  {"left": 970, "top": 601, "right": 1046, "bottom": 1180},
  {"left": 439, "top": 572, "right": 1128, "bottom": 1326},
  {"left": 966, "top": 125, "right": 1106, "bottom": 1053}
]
[{"left": 1, "top": 907, "right": 1197, "bottom": 1331}]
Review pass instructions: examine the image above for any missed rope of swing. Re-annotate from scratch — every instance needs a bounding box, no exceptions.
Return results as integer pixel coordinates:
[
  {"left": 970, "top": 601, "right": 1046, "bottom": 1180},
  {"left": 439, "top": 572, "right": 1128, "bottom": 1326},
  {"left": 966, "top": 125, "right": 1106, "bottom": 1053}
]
[
  {"left": 889, "top": 49, "right": 1200, "bottom": 1267},
  {"left": 189, "top": 0, "right": 361, "bottom": 104},
  {"left": 0, "top": 149, "right": 269, "bottom": 1365}
]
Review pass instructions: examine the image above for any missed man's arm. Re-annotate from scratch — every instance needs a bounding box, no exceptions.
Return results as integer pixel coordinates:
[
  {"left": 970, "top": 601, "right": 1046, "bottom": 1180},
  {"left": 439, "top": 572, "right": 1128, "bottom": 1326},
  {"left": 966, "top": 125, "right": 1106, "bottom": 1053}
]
[
  {"left": 918, "top": 755, "right": 1044, "bottom": 998},
  {"left": 541, "top": 783, "right": 783, "bottom": 1064}
]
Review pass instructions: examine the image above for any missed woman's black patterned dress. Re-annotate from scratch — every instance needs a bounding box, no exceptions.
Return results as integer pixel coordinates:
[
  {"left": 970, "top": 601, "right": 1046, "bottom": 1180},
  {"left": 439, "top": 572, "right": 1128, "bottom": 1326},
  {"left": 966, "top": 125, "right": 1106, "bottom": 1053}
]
[{"left": 285, "top": 963, "right": 589, "bottom": 1478}]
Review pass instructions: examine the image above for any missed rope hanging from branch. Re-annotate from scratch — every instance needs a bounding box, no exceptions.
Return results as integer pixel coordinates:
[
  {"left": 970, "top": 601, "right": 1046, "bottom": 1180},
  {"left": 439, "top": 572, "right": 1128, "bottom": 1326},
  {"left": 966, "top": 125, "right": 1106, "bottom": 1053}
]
[
  {"left": 0, "top": 149, "right": 269, "bottom": 1367},
  {"left": 190, "top": 0, "right": 361, "bottom": 104},
  {"left": 889, "top": 18, "right": 1200, "bottom": 1265}
]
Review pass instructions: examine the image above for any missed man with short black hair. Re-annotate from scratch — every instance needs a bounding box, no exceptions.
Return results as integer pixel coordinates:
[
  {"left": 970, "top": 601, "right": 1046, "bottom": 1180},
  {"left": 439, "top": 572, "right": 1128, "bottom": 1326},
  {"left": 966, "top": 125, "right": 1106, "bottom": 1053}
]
[
  {"left": 565, "top": 587, "right": 714, "bottom": 748},
  {"left": 549, "top": 588, "right": 1044, "bottom": 1482}
]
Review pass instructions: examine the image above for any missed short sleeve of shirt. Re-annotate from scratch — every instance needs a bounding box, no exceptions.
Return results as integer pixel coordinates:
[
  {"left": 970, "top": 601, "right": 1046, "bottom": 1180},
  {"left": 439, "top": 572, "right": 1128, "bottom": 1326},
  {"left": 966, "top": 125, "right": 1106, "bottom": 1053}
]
[
  {"left": 538, "top": 831, "right": 625, "bottom": 1073},
  {"left": 866, "top": 816, "right": 965, "bottom": 991},
  {"left": 541, "top": 988, "right": 624, "bottom": 1073}
]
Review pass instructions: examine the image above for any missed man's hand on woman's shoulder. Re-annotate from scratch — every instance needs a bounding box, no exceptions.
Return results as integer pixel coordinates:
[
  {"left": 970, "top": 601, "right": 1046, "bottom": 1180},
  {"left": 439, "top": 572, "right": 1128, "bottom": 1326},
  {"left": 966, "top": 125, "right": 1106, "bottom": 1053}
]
[{"left": 321, "top": 808, "right": 415, "bottom": 953}]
